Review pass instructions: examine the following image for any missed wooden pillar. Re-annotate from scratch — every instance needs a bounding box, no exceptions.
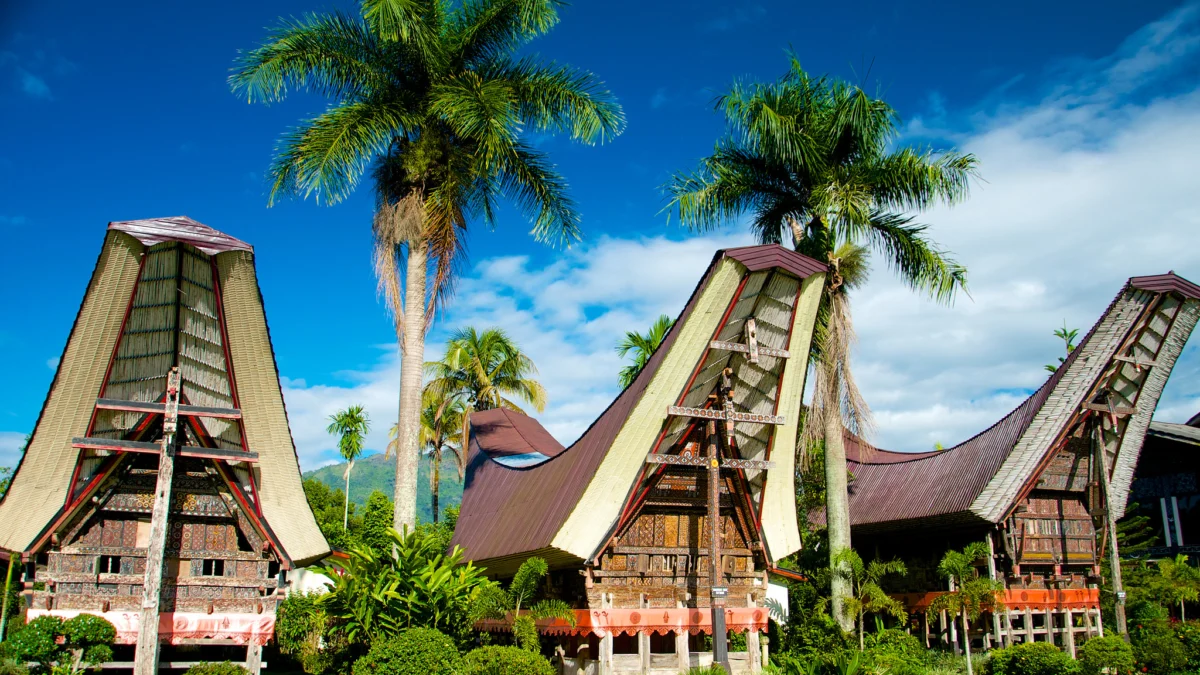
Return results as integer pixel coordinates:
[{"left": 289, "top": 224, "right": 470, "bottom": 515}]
[
  {"left": 747, "top": 630, "right": 762, "bottom": 673},
  {"left": 1082, "top": 606, "right": 1094, "bottom": 640},
  {"left": 1095, "top": 422, "right": 1129, "bottom": 639},
  {"left": 1004, "top": 610, "right": 1015, "bottom": 647},
  {"left": 676, "top": 599, "right": 690, "bottom": 672},
  {"left": 638, "top": 594, "right": 650, "bottom": 674},
  {"left": 923, "top": 612, "right": 930, "bottom": 648},
  {"left": 1064, "top": 609, "right": 1076, "bottom": 657},
  {"left": 1096, "top": 608, "right": 1104, "bottom": 637},
  {"left": 1024, "top": 608, "right": 1035, "bottom": 643},
  {"left": 986, "top": 534, "right": 1003, "bottom": 649},
  {"left": 246, "top": 643, "right": 263, "bottom": 675},
  {"left": 134, "top": 368, "right": 181, "bottom": 675},
  {"left": 599, "top": 593, "right": 613, "bottom": 675}
]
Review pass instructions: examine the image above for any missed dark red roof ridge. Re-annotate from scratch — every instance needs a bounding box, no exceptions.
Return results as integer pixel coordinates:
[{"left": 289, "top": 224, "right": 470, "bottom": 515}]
[
  {"left": 1130, "top": 271, "right": 1200, "bottom": 300},
  {"left": 109, "top": 215, "right": 253, "bottom": 254}
]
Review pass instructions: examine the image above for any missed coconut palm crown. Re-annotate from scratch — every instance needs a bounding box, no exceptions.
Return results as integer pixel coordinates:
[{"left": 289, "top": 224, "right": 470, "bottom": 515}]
[
  {"left": 615, "top": 314, "right": 674, "bottom": 389},
  {"left": 666, "top": 58, "right": 977, "bottom": 631},
  {"left": 231, "top": 0, "right": 624, "bottom": 529}
]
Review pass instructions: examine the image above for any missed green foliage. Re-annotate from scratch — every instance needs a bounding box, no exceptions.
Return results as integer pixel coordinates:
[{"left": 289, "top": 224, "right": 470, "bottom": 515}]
[
  {"left": 315, "top": 527, "right": 494, "bottom": 648},
  {"left": 359, "top": 490, "right": 395, "bottom": 553},
  {"left": 305, "top": 453, "right": 462, "bottom": 525},
  {"left": 509, "top": 557, "right": 548, "bottom": 611},
  {"left": 3, "top": 614, "right": 116, "bottom": 674},
  {"left": 1146, "top": 554, "right": 1200, "bottom": 619},
  {"left": 472, "top": 556, "right": 574, "bottom": 651},
  {"left": 182, "top": 663, "right": 249, "bottom": 675},
  {"left": 276, "top": 591, "right": 350, "bottom": 674},
  {"left": 863, "top": 629, "right": 929, "bottom": 674},
  {"left": 616, "top": 314, "right": 674, "bottom": 388},
  {"left": 328, "top": 405, "right": 371, "bottom": 466},
  {"left": 459, "top": 646, "right": 554, "bottom": 675},
  {"left": 1175, "top": 619, "right": 1200, "bottom": 670},
  {"left": 425, "top": 327, "right": 548, "bottom": 416},
  {"left": 350, "top": 628, "right": 461, "bottom": 675},
  {"left": 832, "top": 548, "right": 907, "bottom": 649},
  {"left": 1045, "top": 322, "right": 1080, "bottom": 372},
  {"left": 1077, "top": 635, "right": 1135, "bottom": 675},
  {"left": 985, "top": 642, "right": 1078, "bottom": 675},
  {"left": 304, "top": 477, "right": 361, "bottom": 550},
  {"left": 0, "top": 658, "right": 28, "bottom": 675}
]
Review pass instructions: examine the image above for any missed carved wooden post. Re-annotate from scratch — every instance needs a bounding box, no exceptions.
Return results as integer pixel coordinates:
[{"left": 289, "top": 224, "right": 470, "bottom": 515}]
[
  {"left": 707, "top": 419, "right": 730, "bottom": 673},
  {"left": 134, "top": 367, "right": 181, "bottom": 675},
  {"left": 1094, "top": 421, "right": 1129, "bottom": 639},
  {"left": 676, "top": 599, "right": 691, "bottom": 672}
]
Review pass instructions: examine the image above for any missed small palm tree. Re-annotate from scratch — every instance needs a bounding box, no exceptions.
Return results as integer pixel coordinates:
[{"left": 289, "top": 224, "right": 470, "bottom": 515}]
[
  {"left": 668, "top": 59, "right": 976, "bottom": 630},
  {"left": 425, "top": 327, "right": 546, "bottom": 446},
  {"left": 232, "top": 0, "right": 623, "bottom": 531},
  {"left": 417, "top": 388, "right": 465, "bottom": 523},
  {"left": 926, "top": 542, "right": 1004, "bottom": 675},
  {"left": 615, "top": 314, "right": 674, "bottom": 388},
  {"left": 1150, "top": 554, "right": 1200, "bottom": 620},
  {"left": 326, "top": 405, "right": 371, "bottom": 530},
  {"left": 1044, "top": 321, "right": 1080, "bottom": 373},
  {"left": 832, "top": 548, "right": 908, "bottom": 651}
]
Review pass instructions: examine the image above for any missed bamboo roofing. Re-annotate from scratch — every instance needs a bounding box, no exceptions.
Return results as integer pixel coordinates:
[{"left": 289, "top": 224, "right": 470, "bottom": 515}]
[
  {"left": 831, "top": 274, "right": 1200, "bottom": 536},
  {"left": 0, "top": 218, "right": 327, "bottom": 566},
  {"left": 450, "top": 245, "right": 827, "bottom": 573}
]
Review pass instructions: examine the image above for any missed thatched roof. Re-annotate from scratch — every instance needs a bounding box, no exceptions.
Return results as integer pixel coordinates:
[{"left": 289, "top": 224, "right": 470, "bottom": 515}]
[
  {"left": 0, "top": 217, "right": 328, "bottom": 566},
  {"left": 451, "top": 245, "right": 827, "bottom": 575}
]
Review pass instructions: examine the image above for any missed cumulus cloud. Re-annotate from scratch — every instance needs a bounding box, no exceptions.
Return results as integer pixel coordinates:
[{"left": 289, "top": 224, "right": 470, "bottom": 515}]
[{"left": 273, "top": 4, "right": 1200, "bottom": 467}]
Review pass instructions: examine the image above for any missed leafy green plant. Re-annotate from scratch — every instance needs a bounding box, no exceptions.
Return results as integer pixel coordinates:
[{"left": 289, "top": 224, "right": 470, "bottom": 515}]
[
  {"left": 0, "top": 658, "right": 28, "bottom": 675},
  {"left": 1147, "top": 554, "right": 1200, "bottom": 620},
  {"left": 927, "top": 542, "right": 1004, "bottom": 675},
  {"left": 1133, "top": 632, "right": 1188, "bottom": 674},
  {"left": 459, "top": 645, "right": 554, "bottom": 675},
  {"left": 864, "top": 628, "right": 928, "bottom": 674},
  {"left": 1175, "top": 619, "right": 1200, "bottom": 670},
  {"left": 315, "top": 527, "right": 494, "bottom": 647},
  {"left": 350, "top": 628, "right": 461, "bottom": 675},
  {"left": 473, "top": 557, "right": 575, "bottom": 651},
  {"left": 766, "top": 654, "right": 821, "bottom": 675},
  {"left": 832, "top": 549, "right": 907, "bottom": 650},
  {"left": 616, "top": 315, "right": 674, "bottom": 388},
  {"left": 985, "top": 642, "right": 1078, "bottom": 675},
  {"left": 1045, "top": 322, "right": 1079, "bottom": 372},
  {"left": 1077, "top": 634, "right": 1134, "bottom": 675},
  {"left": 276, "top": 591, "right": 350, "bottom": 674},
  {"left": 327, "top": 405, "right": 371, "bottom": 531},
  {"left": 4, "top": 614, "right": 116, "bottom": 674},
  {"left": 182, "top": 663, "right": 249, "bottom": 675}
]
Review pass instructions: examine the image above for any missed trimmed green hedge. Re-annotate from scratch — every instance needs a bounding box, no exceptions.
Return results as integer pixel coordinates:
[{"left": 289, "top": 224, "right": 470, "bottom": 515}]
[
  {"left": 351, "top": 628, "right": 461, "bottom": 675},
  {"left": 459, "top": 645, "right": 554, "bottom": 675}
]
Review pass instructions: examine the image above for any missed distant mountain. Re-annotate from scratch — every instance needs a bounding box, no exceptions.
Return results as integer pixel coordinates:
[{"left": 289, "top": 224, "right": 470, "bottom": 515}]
[{"left": 303, "top": 452, "right": 463, "bottom": 524}]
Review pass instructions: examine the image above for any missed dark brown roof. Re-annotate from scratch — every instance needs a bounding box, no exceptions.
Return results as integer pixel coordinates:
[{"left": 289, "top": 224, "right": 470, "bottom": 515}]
[
  {"left": 1130, "top": 272, "right": 1200, "bottom": 300},
  {"left": 109, "top": 216, "right": 253, "bottom": 255},
  {"left": 450, "top": 245, "right": 826, "bottom": 569}
]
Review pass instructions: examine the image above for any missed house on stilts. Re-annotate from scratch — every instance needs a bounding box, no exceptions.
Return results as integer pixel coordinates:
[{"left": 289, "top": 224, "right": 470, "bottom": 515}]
[
  {"left": 833, "top": 272, "right": 1200, "bottom": 656},
  {"left": 452, "top": 245, "right": 828, "bottom": 674},
  {"left": 0, "top": 217, "right": 329, "bottom": 674}
]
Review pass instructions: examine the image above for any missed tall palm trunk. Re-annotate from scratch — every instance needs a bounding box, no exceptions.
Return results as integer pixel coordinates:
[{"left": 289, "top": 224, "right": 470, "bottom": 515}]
[
  {"left": 431, "top": 449, "right": 441, "bottom": 524},
  {"left": 825, "top": 402, "right": 855, "bottom": 633},
  {"left": 343, "top": 463, "right": 352, "bottom": 530},
  {"left": 961, "top": 609, "right": 973, "bottom": 675},
  {"left": 393, "top": 239, "right": 428, "bottom": 531}
]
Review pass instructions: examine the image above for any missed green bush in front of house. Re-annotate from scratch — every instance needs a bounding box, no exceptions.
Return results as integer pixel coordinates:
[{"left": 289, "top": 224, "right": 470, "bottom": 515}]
[
  {"left": 459, "top": 645, "right": 554, "bottom": 675},
  {"left": 985, "top": 641, "right": 1078, "bottom": 675},
  {"left": 350, "top": 628, "right": 461, "bottom": 675}
]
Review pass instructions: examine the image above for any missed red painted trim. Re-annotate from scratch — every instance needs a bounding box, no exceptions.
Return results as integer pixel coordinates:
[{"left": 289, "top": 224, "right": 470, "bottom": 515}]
[
  {"left": 212, "top": 461, "right": 291, "bottom": 568},
  {"left": 30, "top": 454, "right": 124, "bottom": 553}
]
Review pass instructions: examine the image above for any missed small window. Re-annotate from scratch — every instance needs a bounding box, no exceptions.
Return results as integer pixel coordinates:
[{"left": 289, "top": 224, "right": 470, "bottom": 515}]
[
  {"left": 200, "top": 559, "right": 225, "bottom": 577},
  {"left": 98, "top": 556, "right": 122, "bottom": 574}
]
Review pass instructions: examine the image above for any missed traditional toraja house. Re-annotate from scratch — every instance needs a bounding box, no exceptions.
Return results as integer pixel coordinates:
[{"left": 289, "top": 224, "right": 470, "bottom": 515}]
[
  {"left": 1125, "top": 415, "right": 1200, "bottom": 557},
  {"left": 836, "top": 272, "right": 1200, "bottom": 655},
  {"left": 452, "top": 245, "right": 827, "bottom": 674},
  {"left": 0, "top": 217, "right": 329, "bottom": 674}
]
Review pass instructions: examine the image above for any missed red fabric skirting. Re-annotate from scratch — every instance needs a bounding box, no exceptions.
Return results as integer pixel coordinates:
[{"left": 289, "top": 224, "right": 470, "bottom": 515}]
[
  {"left": 892, "top": 588, "right": 1101, "bottom": 613},
  {"left": 477, "top": 608, "right": 769, "bottom": 637},
  {"left": 26, "top": 610, "right": 275, "bottom": 646}
]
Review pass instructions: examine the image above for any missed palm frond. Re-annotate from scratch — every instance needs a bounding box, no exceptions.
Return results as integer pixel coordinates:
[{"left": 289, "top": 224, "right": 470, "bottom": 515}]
[
  {"left": 864, "top": 211, "right": 968, "bottom": 305},
  {"left": 497, "top": 143, "right": 581, "bottom": 246},
  {"left": 485, "top": 57, "right": 625, "bottom": 144},
  {"left": 450, "top": 0, "right": 563, "bottom": 64}
]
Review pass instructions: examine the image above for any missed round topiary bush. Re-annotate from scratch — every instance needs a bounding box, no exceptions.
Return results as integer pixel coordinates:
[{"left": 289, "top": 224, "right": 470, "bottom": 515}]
[
  {"left": 985, "top": 641, "right": 1078, "bottom": 675},
  {"left": 865, "top": 628, "right": 929, "bottom": 673},
  {"left": 1077, "top": 635, "right": 1134, "bottom": 675},
  {"left": 351, "top": 628, "right": 461, "bottom": 675},
  {"left": 460, "top": 645, "right": 554, "bottom": 675}
]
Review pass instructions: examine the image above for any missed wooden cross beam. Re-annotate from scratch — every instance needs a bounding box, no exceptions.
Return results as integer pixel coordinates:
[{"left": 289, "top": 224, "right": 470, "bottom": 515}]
[
  {"left": 667, "top": 406, "right": 785, "bottom": 426},
  {"left": 709, "top": 319, "right": 791, "bottom": 364},
  {"left": 645, "top": 453, "right": 774, "bottom": 471},
  {"left": 1112, "top": 355, "right": 1157, "bottom": 371},
  {"left": 70, "top": 437, "right": 259, "bottom": 462},
  {"left": 95, "top": 398, "right": 242, "bottom": 419}
]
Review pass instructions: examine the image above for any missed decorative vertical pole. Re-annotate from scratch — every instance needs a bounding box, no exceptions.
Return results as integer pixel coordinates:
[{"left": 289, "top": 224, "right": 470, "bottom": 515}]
[
  {"left": 134, "top": 367, "right": 180, "bottom": 675},
  {"left": 707, "top": 418, "right": 729, "bottom": 673},
  {"left": 1094, "top": 420, "right": 1128, "bottom": 639},
  {"left": 676, "top": 599, "right": 691, "bottom": 672}
]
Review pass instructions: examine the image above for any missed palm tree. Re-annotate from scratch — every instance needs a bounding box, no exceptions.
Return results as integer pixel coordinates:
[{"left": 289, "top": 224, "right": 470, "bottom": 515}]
[
  {"left": 326, "top": 405, "right": 371, "bottom": 530},
  {"left": 926, "top": 542, "right": 1005, "bottom": 675},
  {"left": 615, "top": 314, "right": 674, "bottom": 388},
  {"left": 231, "top": 0, "right": 624, "bottom": 530},
  {"left": 418, "top": 388, "right": 466, "bottom": 523},
  {"left": 832, "top": 548, "right": 908, "bottom": 651},
  {"left": 424, "top": 327, "right": 547, "bottom": 446},
  {"left": 667, "top": 59, "right": 976, "bottom": 631}
]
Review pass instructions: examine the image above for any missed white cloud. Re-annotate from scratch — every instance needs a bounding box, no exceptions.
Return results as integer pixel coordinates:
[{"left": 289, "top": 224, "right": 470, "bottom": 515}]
[
  {"left": 0, "top": 432, "right": 25, "bottom": 470},
  {"left": 275, "top": 5, "right": 1200, "bottom": 466},
  {"left": 46, "top": 357, "right": 59, "bottom": 370}
]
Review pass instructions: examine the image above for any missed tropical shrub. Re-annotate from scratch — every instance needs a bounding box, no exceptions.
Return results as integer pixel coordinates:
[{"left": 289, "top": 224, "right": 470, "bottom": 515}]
[
  {"left": 1175, "top": 619, "right": 1200, "bottom": 670},
  {"left": 4, "top": 614, "right": 116, "bottom": 674},
  {"left": 1077, "top": 635, "right": 1135, "bottom": 675},
  {"left": 315, "top": 527, "right": 494, "bottom": 647},
  {"left": 275, "top": 592, "right": 351, "bottom": 674},
  {"left": 1133, "top": 632, "right": 1188, "bottom": 673},
  {"left": 182, "top": 663, "right": 249, "bottom": 675},
  {"left": 350, "top": 628, "right": 461, "bottom": 675},
  {"left": 0, "top": 659, "right": 27, "bottom": 675},
  {"left": 985, "top": 641, "right": 1078, "bottom": 675},
  {"left": 459, "top": 646, "right": 554, "bottom": 675},
  {"left": 471, "top": 557, "right": 574, "bottom": 651},
  {"left": 864, "top": 628, "right": 928, "bottom": 674}
]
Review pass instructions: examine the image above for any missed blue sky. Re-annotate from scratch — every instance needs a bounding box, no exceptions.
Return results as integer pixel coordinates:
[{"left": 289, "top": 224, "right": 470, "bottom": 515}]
[{"left": 2, "top": 1, "right": 1199, "bottom": 469}]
